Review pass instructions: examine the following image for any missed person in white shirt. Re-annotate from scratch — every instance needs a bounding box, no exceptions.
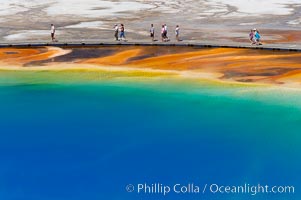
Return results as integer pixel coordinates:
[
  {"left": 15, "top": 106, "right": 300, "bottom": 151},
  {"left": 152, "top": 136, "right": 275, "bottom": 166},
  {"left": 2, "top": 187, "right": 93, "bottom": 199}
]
[
  {"left": 175, "top": 25, "right": 180, "bottom": 41},
  {"left": 114, "top": 24, "right": 119, "bottom": 41},
  {"left": 164, "top": 24, "right": 168, "bottom": 40},
  {"left": 150, "top": 24, "right": 155, "bottom": 41},
  {"left": 161, "top": 25, "right": 165, "bottom": 42},
  {"left": 50, "top": 24, "right": 55, "bottom": 41}
]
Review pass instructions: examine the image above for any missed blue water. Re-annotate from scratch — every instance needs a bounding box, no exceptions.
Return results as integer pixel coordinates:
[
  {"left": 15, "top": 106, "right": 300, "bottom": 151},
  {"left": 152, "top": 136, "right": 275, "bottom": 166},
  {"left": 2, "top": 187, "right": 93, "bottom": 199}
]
[{"left": 0, "top": 79, "right": 300, "bottom": 200}]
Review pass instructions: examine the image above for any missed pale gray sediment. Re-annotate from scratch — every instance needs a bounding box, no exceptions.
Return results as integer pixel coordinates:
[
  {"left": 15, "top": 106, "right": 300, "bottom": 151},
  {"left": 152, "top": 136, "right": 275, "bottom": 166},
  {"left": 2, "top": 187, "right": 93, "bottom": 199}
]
[{"left": 0, "top": 1, "right": 301, "bottom": 46}]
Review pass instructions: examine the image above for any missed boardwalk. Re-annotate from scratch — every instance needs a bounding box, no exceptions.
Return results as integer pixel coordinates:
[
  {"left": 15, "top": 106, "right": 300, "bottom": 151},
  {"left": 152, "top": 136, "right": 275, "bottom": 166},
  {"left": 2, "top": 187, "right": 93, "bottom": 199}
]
[{"left": 1, "top": 39, "right": 301, "bottom": 52}]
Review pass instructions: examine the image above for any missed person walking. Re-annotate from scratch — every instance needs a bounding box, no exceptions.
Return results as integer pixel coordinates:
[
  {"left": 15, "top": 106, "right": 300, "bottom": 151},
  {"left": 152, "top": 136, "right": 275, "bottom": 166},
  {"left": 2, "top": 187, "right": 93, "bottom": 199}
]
[
  {"left": 119, "top": 24, "right": 126, "bottom": 41},
  {"left": 249, "top": 29, "right": 255, "bottom": 45},
  {"left": 175, "top": 25, "right": 180, "bottom": 41},
  {"left": 254, "top": 29, "right": 262, "bottom": 45},
  {"left": 50, "top": 24, "right": 56, "bottom": 42},
  {"left": 164, "top": 24, "right": 169, "bottom": 41},
  {"left": 161, "top": 25, "right": 165, "bottom": 42},
  {"left": 114, "top": 24, "right": 119, "bottom": 41},
  {"left": 150, "top": 24, "right": 155, "bottom": 41}
]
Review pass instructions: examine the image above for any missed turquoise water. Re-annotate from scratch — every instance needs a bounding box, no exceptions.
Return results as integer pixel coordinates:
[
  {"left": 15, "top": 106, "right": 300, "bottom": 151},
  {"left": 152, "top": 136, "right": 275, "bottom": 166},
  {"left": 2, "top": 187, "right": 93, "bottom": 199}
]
[{"left": 0, "top": 77, "right": 300, "bottom": 200}]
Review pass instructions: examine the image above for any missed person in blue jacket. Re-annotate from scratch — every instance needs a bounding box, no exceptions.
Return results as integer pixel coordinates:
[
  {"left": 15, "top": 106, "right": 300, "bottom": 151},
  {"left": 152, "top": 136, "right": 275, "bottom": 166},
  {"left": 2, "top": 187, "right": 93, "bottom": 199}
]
[{"left": 254, "top": 29, "right": 262, "bottom": 45}]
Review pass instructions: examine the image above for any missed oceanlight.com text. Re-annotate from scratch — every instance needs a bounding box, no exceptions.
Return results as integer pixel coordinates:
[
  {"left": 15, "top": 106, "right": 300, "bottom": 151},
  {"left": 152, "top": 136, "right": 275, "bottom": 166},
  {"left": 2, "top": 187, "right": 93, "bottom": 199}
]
[{"left": 126, "top": 183, "right": 295, "bottom": 196}]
